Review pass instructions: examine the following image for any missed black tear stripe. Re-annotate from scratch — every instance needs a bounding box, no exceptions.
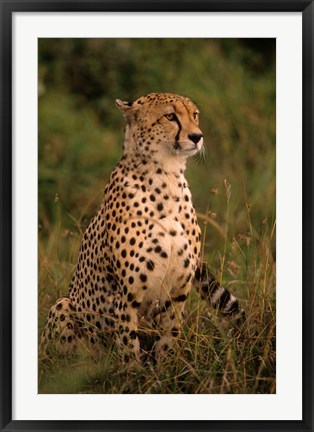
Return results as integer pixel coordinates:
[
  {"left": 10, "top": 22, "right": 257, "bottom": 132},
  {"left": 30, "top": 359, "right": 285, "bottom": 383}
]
[{"left": 173, "top": 114, "right": 182, "bottom": 148}]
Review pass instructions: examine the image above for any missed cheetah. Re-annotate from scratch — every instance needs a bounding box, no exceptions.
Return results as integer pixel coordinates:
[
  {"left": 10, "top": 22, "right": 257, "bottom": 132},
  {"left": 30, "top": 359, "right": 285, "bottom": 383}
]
[{"left": 40, "top": 92, "right": 243, "bottom": 362}]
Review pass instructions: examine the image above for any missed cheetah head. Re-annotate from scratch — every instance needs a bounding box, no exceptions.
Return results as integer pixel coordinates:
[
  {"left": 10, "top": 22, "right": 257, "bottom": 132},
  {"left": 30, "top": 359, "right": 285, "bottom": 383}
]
[{"left": 115, "top": 93, "right": 203, "bottom": 164}]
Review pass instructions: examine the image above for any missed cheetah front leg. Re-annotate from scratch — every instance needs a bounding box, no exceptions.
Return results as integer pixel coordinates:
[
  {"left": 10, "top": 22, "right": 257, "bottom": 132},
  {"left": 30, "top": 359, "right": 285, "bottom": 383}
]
[
  {"left": 114, "top": 288, "right": 144, "bottom": 364},
  {"left": 153, "top": 282, "right": 192, "bottom": 361}
]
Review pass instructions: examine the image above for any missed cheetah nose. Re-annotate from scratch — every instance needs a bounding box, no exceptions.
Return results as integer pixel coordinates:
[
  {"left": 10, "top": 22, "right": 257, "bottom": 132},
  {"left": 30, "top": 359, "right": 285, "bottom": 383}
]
[{"left": 188, "top": 133, "right": 203, "bottom": 145}]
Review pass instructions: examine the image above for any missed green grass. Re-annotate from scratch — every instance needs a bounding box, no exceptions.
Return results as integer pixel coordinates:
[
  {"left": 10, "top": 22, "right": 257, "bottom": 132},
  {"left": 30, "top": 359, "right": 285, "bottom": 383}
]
[{"left": 38, "top": 38, "right": 276, "bottom": 394}]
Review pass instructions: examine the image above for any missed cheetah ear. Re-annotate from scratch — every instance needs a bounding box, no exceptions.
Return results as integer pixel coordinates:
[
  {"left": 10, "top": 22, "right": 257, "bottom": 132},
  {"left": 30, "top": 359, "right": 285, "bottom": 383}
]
[{"left": 115, "top": 99, "right": 132, "bottom": 113}]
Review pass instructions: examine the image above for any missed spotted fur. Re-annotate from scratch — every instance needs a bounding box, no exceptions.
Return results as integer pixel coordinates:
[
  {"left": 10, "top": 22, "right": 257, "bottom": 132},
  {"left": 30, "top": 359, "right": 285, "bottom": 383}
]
[{"left": 40, "top": 92, "right": 243, "bottom": 362}]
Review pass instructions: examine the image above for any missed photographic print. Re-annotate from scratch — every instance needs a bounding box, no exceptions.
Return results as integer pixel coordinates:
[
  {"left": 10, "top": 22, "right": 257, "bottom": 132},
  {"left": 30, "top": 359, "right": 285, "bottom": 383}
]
[{"left": 38, "top": 38, "right": 276, "bottom": 395}]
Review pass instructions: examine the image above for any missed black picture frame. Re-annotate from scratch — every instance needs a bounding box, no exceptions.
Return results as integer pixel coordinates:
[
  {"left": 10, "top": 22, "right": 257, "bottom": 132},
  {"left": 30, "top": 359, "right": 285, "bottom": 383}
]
[{"left": 1, "top": 1, "right": 313, "bottom": 431}]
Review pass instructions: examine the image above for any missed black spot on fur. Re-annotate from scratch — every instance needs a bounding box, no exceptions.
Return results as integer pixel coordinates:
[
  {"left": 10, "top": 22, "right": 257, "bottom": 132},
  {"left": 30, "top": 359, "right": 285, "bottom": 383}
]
[{"left": 146, "top": 260, "right": 154, "bottom": 271}]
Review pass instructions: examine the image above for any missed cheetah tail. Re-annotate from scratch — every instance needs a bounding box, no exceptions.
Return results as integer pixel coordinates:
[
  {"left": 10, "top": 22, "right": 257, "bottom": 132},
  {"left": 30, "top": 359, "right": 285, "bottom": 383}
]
[{"left": 194, "top": 263, "right": 246, "bottom": 322}]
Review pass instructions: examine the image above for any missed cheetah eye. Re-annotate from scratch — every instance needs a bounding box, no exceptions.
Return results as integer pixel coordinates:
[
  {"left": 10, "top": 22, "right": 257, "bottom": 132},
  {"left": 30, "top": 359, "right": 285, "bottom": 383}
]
[
  {"left": 193, "top": 112, "right": 199, "bottom": 120},
  {"left": 164, "top": 113, "right": 177, "bottom": 121}
]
